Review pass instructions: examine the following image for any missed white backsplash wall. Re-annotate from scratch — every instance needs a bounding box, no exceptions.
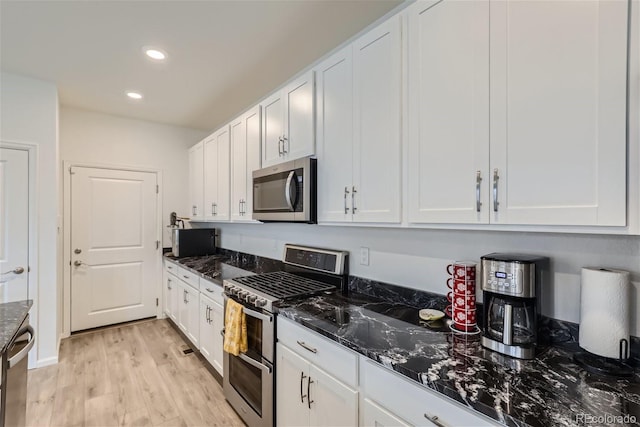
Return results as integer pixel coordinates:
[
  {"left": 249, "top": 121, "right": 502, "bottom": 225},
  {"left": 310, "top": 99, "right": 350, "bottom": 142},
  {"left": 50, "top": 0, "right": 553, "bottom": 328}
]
[{"left": 202, "top": 222, "right": 640, "bottom": 336}]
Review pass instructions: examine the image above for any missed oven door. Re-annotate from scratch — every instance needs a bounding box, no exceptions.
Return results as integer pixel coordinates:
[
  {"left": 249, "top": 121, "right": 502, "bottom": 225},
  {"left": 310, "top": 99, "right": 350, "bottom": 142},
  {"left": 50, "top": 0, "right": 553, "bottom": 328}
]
[{"left": 222, "top": 295, "right": 274, "bottom": 427}]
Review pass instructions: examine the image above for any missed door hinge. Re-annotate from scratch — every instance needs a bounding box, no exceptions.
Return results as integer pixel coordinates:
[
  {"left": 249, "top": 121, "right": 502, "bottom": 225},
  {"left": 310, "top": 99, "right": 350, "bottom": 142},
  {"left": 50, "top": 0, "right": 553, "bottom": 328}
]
[
  {"left": 156, "top": 185, "right": 159, "bottom": 194},
  {"left": 156, "top": 240, "right": 160, "bottom": 250},
  {"left": 156, "top": 298, "right": 159, "bottom": 307}
]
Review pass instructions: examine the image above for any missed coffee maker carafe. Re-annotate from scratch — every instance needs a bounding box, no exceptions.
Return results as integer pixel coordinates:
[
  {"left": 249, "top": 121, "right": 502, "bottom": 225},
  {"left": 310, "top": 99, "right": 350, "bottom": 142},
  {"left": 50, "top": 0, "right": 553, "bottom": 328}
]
[{"left": 481, "top": 253, "right": 549, "bottom": 359}]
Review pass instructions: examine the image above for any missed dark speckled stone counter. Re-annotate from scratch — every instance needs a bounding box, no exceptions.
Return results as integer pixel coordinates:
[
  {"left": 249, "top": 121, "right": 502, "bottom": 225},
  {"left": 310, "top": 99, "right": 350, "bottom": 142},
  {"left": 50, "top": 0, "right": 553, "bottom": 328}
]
[
  {"left": 1, "top": 300, "right": 32, "bottom": 353},
  {"left": 276, "top": 293, "right": 640, "bottom": 427}
]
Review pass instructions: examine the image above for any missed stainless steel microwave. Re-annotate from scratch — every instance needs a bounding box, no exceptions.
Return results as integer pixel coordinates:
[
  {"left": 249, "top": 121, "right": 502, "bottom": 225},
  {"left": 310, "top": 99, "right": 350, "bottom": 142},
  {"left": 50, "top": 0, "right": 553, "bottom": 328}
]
[{"left": 252, "top": 157, "right": 316, "bottom": 223}]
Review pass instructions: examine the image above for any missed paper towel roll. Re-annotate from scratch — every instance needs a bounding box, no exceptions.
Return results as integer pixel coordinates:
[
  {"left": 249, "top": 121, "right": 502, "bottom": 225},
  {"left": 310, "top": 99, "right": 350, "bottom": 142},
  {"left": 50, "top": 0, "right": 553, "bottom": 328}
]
[{"left": 579, "top": 267, "right": 630, "bottom": 359}]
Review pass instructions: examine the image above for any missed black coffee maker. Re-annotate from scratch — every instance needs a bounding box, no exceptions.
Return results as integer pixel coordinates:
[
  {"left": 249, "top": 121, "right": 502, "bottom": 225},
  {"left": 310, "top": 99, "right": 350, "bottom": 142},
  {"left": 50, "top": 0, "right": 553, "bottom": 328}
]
[{"left": 480, "top": 253, "right": 549, "bottom": 359}]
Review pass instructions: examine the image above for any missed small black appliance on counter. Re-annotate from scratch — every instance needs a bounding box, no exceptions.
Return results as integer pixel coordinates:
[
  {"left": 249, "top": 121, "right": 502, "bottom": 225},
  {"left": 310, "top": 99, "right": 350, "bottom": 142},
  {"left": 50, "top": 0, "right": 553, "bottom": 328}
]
[
  {"left": 480, "top": 253, "right": 549, "bottom": 359},
  {"left": 171, "top": 228, "right": 217, "bottom": 257}
]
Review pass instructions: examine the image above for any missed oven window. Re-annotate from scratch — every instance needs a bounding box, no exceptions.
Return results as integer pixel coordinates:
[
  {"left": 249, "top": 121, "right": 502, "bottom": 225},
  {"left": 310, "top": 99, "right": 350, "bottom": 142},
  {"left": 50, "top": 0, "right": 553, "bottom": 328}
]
[
  {"left": 229, "top": 355, "right": 263, "bottom": 416},
  {"left": 246, "top": 314, "right": 263, "bottom": 355}
]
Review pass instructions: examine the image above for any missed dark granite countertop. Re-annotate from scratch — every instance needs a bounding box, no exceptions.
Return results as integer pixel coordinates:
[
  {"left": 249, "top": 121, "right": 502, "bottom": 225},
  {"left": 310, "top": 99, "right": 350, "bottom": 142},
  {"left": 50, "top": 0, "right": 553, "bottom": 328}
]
[
  {"left": 276, "top": 293, "right": 640, "bottom": 427},
  {"left": 164, "top": 251, "right": 640, "bottom": 426},
  {"left": 0, "top": 300, "right": 32, "bottom": 353}
]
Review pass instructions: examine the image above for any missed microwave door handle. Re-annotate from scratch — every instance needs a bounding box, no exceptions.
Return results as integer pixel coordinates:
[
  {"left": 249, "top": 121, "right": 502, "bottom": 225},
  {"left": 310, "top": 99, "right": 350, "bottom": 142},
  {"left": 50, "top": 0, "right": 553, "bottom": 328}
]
[{"left": 285, "top": 170, "right": 296, "bottom": 211}]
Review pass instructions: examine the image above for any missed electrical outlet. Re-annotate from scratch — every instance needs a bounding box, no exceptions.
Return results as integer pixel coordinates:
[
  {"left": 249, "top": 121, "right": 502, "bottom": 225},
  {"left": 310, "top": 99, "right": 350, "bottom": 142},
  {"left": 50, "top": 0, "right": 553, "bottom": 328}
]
[{"left": 360, "top": 247, "right": 370, "bottom": 266}]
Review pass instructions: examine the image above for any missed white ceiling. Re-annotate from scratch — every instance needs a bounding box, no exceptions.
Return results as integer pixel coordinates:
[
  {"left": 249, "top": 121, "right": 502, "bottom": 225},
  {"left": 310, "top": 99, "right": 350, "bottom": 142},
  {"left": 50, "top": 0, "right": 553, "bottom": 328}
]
[{"left": 0, "top": 0, "right": 402, "bottom": 131}]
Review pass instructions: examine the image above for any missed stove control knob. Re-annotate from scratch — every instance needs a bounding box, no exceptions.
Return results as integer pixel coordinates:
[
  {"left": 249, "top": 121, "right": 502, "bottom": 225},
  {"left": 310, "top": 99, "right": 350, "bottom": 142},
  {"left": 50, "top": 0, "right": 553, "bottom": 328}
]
[
  {"left": 248, "top": 295, "right": 257, "bottom": 303},
  {"left": 239, "top": 290, "right": 248, "bottom": 299},
  {"left": 255, "top": 298, "right": 267, "bottom": 307}
]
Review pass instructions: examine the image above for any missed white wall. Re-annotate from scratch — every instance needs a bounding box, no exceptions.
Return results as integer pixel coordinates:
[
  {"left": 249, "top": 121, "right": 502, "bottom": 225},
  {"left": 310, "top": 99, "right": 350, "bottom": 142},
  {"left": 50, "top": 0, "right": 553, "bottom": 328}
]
[
  {"left": 210, "top": 222, "right": 640, "bottom": 336},
  {"left": 0, "top": 72, "right": 60, "bottom": 367},
  {"left": 59, "top": 107, "right": 207, "bottom": 247}
]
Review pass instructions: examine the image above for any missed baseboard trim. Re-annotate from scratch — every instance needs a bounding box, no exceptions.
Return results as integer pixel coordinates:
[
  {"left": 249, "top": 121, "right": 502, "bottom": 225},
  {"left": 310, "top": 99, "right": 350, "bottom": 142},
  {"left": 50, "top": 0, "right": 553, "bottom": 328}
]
[{"left": 35, "top": 356, "right": 58, "bottom": 368}]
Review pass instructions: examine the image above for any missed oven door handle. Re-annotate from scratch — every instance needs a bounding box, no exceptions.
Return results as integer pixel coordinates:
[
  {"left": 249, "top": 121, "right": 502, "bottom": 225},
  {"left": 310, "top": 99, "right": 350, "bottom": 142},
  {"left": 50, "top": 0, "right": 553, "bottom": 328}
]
[
  {"left": 242, "top": 305, "right": 273, "bottom": 323},
  {"left": 237, "top": 352, "right": 273, "bottom": 374}
]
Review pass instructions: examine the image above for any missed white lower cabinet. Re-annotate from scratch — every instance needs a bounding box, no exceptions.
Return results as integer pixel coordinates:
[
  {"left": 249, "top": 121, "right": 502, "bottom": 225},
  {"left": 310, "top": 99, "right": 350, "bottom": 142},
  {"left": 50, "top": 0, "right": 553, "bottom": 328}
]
[
  {"left": 362, "top": 398, "right": 410, "bottom": 427},
  {"left": 163, "top": 270, "right": 178, "bottom": 322},
  {"left": 276, "top": 343, "right": 358, "bottom": 427},
  {"left": 199, "top": 293, "right": 223, "bottom": 375},
  {"left": 276, "top": 317, "right": 358, "bottom": 427},
  {"left": 360, "top": 357, "right": 497, "bottom": 427},
  {"left": 176, "top": 280, "right": 199, "bottom": 349}
]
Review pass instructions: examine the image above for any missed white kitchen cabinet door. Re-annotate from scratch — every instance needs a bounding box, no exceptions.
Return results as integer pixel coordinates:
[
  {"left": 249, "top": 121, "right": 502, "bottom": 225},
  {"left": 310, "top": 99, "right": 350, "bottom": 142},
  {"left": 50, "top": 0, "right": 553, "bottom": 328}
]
[
  {"left": 262, "top": 71, "right": 315, "bottom": 167},
  {"left": 284, "top": 70, "right": 315, "bottom": 161},
  {"left": 204, "top": 126, "right": 231, "bottom": 221},
  {"left": 210, "top": 300, "right": 224, "bottom": 375},
  {"left": 352, "top": 15, "right": 402, "bottom": 223},
  {"left": 177, "top": 280, "right": 199, "bottom": 348},
  {"left": 203, "top": 135, "right": 218, "bottom": 220},
  {"left": 164, "top": 271, "right": 178, "bottom": 322},
  {"left": 188, "top": 142, "right": 204, "bottom": 219},
  {"left": 230, "top": 106, "right": 261, "bottom": 222},
  {"left": 200, "top": 293, "right": 223, "bottom": 374},
  {"left": 308, "top": 364, "right": 358, "bottom": 427},
  {"left": 489, "top": 0, "right": 628, "bottom": 226},
  {"left": 315, "top": 46, "right": 354, "bottom": 223},
  {"left": 261, "top": 92, "right": 284, "bottom": 167},
  {"left": 407, "top": 0, "right": 490, "bottom": 224},
  {"left": 362, "top": 398, "right": 410, "bottom": 427},
  {"left": 276, "top": 343, "right": 310, "bottom": 427}
]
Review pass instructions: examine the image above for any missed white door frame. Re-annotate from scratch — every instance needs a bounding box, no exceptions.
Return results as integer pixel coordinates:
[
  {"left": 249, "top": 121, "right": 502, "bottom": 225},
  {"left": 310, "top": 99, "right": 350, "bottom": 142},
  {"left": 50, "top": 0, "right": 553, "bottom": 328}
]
[
  {"left": 0, "top": 141, "right": 38, "bottom": 368},
  {"left": 62, "top": 161, "right": 162, "bottom": 338}
]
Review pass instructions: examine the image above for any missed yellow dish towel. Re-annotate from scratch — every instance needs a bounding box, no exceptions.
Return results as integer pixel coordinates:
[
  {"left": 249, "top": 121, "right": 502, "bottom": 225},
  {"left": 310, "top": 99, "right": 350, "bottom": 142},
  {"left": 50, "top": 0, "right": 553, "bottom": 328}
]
[{"left": 223, "top": 299, "right": 248, "bottom": 356}]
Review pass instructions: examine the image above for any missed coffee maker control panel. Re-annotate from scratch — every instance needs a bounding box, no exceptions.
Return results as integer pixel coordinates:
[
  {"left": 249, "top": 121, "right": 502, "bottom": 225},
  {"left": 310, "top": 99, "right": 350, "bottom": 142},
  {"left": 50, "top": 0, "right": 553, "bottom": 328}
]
[{"left": 481, "top": 254, "right": 543, "bottom": 298}]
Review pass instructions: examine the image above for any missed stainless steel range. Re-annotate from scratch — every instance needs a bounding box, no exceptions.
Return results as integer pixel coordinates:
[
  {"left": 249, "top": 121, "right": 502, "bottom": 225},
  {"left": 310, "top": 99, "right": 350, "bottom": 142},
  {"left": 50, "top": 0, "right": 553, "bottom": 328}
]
[{"left": 222, "top": 244, "right": 349, "bottom": 427}]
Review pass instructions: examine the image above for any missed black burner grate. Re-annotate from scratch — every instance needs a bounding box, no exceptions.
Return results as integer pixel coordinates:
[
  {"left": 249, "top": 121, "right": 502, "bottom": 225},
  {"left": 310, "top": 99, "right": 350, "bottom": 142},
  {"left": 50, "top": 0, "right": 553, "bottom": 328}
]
[{"left": 230, "top": 271, "right": 335, "bottom": 299}]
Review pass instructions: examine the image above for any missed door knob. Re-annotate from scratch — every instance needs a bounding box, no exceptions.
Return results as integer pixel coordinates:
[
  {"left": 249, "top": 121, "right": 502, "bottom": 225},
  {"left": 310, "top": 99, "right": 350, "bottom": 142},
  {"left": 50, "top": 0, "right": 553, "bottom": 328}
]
[
  {"left": 74, "top": 260, "right": 87, "bottom": 267},
  {"left": 74, "top": 248, "right": 82, "bottom": 254},
  {"left": 1, "top": 267, "right": 24, "bottom": 275}
]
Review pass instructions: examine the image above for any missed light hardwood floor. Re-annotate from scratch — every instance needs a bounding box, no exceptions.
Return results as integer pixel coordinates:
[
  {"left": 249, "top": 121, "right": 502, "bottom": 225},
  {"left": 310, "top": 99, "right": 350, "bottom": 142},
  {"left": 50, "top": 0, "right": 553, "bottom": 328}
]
[{"left": 26, "top": 319, "right": 244, "bottom": 427}]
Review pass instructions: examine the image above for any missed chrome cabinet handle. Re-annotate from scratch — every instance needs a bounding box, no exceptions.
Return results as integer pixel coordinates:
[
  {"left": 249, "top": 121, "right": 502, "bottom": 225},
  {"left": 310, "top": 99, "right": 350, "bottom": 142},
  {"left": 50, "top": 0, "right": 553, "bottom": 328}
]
[
  {"left": 183, "top": 275, "right": 189, "bottom": 279},
  {"left": 493, "top": 168, "right": 499, "bottom": 212},
  {"left": 167, "top": 278, "right": 172, "bottom": 290},
  {"left": 211, "top": 203, "right": 215, "bottom": 216},
  {"left": 278, "top": 136, "right": 283, "bottom": 156},
  {"left": 192, "top": 205, "right": 197, "bottom": 216},
  {"left": 285, "top": 171, "right": 295, "bottom": 211},
  {"left": 1, "top": 267, "right": 25, "bottom": 275},
  {"left": 300, "top": 372, "right": 307, "bottom": 402},
  {"left": 282, "top": 135, "right": 288, "bottom": 154},
  {"left": 344, "top": 186, "right": 350, "bottom": 214},
  {"left": 296, "top": 340, "right": 317, "bottom": 354},
  {"left": 476, "top": 170, "right": 482, "bottom": 212},
  {"left": 351, "top": 186, "right": 357, "bottom": 213},
  {"left": 307, "top": 376, "right": 314, "bottom": 409},
  {"left": 239, "top": 199, "right": 242, "bottom": 216},
  {"left": 242, "top": 199, "right": 246, "bottom": 215},
  {"left": 424, "top": 413, "right": 447, "bottom": 427}
]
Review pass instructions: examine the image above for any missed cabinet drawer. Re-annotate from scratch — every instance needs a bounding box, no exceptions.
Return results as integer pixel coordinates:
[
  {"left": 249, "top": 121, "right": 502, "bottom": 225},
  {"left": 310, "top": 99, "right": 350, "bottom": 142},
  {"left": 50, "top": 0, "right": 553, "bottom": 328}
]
[
  {"left": 361, "top": 358, "right": 497, "bottom": 427},
  {"left": 177, "top": 266, "right": 200, "bottom": 291},
  {"left": 164, "top": 259, "right": 179, "bottom": 275},
  {"left": 277, "top": 316, "right": 358, "bottom": 388},
  {"left": 200, "top": 278, "right": 223, "bottom": 305}
]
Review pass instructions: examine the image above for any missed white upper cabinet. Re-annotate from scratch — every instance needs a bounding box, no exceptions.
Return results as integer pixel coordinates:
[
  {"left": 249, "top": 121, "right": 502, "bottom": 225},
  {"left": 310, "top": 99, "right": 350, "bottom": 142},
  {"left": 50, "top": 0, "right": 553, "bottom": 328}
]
[
  {"left": 489, "top": 0, "right": 628, "bottom": 226},
  {"left": 188, "top": 141, "right": 204, "bottom": 220},
  {"left": 204, "top": 126, "right": 230, "bottom": 221},
  {"left": 407, "top": 0, "right": 490, "bottom": 224},
  {"left": 316, "top": 46, "right": 354, "bottom": 223},
  {"left": 230, "top": 105, "right": 261, "bottom": 221},
  {"left": 262, "top": 70, "right": 315, "bottom": 167},
  {"left": 316, "top": 16, "right": 402, "bottom": 224},
  {"left": 407, "top": 0, "right": 628, "bottom": 227},
  {"left": 352, "top": 16, "right": 402, "bottom": 223}
]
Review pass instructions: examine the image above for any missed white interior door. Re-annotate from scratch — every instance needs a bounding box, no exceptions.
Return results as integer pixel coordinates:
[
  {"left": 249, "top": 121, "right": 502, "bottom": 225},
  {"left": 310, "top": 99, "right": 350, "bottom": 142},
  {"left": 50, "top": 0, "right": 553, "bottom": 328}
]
[
  {"left": 70, "top": 166, "right": 158, "bottom": 332},
  {"left": 0, "top": 147, "right": 29, "bottom": 302}
]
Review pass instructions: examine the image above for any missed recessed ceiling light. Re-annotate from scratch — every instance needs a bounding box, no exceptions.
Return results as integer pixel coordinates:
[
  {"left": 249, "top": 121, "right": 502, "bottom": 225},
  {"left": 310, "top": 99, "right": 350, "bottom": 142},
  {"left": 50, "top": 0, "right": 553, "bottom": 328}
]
[
  {"left": 144, "top": 48, "right": 167, "bottom": 61},
  {"left": 126, "top": 91, "right": 143, "bottom": 100}
]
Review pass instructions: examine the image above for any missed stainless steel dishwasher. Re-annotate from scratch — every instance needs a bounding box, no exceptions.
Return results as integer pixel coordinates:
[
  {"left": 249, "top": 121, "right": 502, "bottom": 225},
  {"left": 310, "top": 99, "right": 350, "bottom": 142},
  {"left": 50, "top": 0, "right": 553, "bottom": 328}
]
[{"left": 0, "top": 315, "right": 35, "bottom": 427}]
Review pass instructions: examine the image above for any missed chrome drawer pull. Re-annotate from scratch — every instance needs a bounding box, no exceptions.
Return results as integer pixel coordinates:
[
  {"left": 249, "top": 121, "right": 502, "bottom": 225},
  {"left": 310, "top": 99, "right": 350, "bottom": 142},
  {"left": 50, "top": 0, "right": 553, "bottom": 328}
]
[
  {"left": 493, "top": 168, "right": 499, "bottom": 212},
  {"left": 424, "top": 413, "right": 447, "bottom": 427},
  {"left": 296, "top": 340, "right": 317, "bottom": 354},
  {"left": 300, "top": 372, "right": 307, "bottom": 402},
  {"left": 344, "top": 186, "right": 350, "bottom": 214},
  {"left": 476, "top": 170, "right": 482, "bottom": 212}
]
